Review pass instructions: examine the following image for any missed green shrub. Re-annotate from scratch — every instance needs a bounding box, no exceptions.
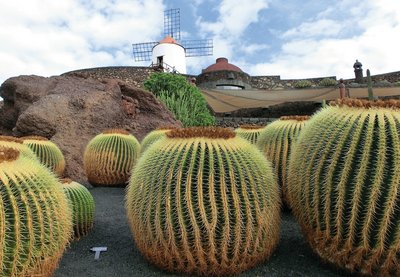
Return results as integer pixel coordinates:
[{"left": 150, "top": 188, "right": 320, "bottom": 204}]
[
  {"left": 294, "top": 80, "right": 313, "bottom": 88},
  {"left": 144, "top": 72, "right": 215, "bottom": 127},
  {"left": 318, "top": 78, "right": 337, "bottom": 87}
]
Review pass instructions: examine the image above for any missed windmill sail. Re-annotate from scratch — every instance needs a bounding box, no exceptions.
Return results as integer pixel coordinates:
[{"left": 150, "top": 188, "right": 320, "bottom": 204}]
[
  {"left": 181, "top": 39, "right": 213, "bottom": 57},
  {"left": 132, "top": 42, "right": 158, "bottom": 61}
]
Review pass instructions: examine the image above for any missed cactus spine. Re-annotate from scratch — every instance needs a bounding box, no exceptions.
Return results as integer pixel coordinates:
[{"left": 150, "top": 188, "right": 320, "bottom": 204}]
[
  {"left": 288, "top": 98, "right": 400, "bottom": 276},
  {"left": 60, "top": 179, "right": 95, "bottom": 239},
  {"left": 84, "top": 129, "right": 140, "bottom": 186},
  {"left": 22, "top": 136, "right": 66, "bottom": 176},
  {"left": 257, "top": 116, "right": 309, "bottom": 206},
  {"left": 234, "top": 124, "right": 265, "bottom": 144},
  {"left": 0, "top": 146, "right": 72, "bottom": 277},
  {"left": 126, "top": 127, "right": 281, "bottom": 276}
]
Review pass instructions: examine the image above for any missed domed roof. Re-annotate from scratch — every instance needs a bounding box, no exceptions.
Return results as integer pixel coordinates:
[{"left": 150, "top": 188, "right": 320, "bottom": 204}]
[
  {"left": 159, "top": 35, "right": 178, "bottom": 44},
  {"left": 203, "top": 57, "right": 243, "bottom": 73}
]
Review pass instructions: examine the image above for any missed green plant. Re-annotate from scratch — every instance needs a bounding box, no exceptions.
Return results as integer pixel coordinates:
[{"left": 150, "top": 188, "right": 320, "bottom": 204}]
[
  {"left": 144, "top": 72, "right": 215, "bottom": 127},
  {"left": 234, "top": 124, "right": 265, "bottom": 144},
  {"left": 84, "top": 129, "right": 140, "bottom": 186},
  {"left": 318, "top": 78, "right": 337, "bottom": 87},
  {"left": 60, "top": 179, "right": 95, "bottom": 239},
  {"left": 0, "top": 146, "right": 72, "bottom": 277},
  {"left": 21, "top": 135, "right": 66, "bottom": 176},
  {"left": 257, "top": 116, "right": 309, "bottom": 207},
  {"left": 126, "top": 127, "right": 281, "bottom": 276},
  {"left": 287, "top": 98, "right": 400, "bottom": 276},
  {"left": 294, "top": 80, "right": 313, "bottom": 89},
  {"left": 140, "top": 127, "right": 176, "bottom": 153}
]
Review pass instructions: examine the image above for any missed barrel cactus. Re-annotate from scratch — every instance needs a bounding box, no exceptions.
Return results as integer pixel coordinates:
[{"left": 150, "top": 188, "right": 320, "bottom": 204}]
[
  {"left": 288, "top": 98, "right": 400, "bottom": 276},
  {"left": 257, "top": 116, "right": 309, "bottom": 206},
  {"left": 0, "top": 135, "right": 38, "bottom": 161},
  {"left": 84, "top": 129, "right": 140, "bottom": 186},
  {"left": 0, "top": 146, "right": 72, "bottom": 277},
  {"left": 126, "top": 127, "right": 281, "bottom": 276},
  {"left": 234, "top": 124, "right": 265, "bottom": 144},
  {"left": 60, "top": 179, "right": 95, "bottom": 239},
  {"left": 140, "top": 126, "right": 176, "bottom": 153},
  {"left": 22, "top": 135, "right": 66, "bottom": 176}
]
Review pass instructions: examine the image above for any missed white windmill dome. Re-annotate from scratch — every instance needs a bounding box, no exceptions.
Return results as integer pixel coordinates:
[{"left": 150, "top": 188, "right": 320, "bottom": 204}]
[{"left": 152, "top": 36, "right": 187, "bottom": 74}]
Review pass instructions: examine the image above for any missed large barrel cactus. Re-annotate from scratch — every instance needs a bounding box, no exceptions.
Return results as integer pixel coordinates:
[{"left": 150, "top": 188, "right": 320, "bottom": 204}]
[
  {"left": 257, "top": 116, "right": 309, "bottom": 206},
  {"left": 140, "top": 126, "right": 176, "bottom": 153},
  {"left": 0, "top": 146, "right": 72, "bottom": 277},
  {"left": 60, "top": 179, "right": 95, "bottom": 239},
  {"left": 22, "top": 135, "right": 66, "bottom": 176},
  {"left": 127, "top": 127, "right": 281, "bottom": 276},
  {"left": 234, "top": 124, "right": 265, "bottom": 144},
  {"left": 84, "top": 129, "right": 140, "bottom": 186},
  {"left": 0, "top": 135, "right": 39, "bottom": 161},
  {"left": 288, "top": 99, "right": 400, "bottom": 276}
]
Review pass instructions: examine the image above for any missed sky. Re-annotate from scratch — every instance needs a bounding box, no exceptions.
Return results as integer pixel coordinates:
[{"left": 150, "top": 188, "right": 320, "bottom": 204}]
[{"left": 0, "top": 0, "right": 400, "bottom": 90}]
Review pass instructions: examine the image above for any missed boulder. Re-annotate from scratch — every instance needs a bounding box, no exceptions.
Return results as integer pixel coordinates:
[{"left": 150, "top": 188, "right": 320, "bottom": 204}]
[{"left": 0, "top": 75, "right": 181, "bottom": 185}]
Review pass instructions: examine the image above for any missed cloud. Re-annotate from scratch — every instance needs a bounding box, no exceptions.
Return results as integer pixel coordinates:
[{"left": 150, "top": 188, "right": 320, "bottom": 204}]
[
  {"left": 249, "top": 0, "right": 400, "bottom": 79},
  {"left": 0, "top": 0, "right": 164, "bottom": 86}
]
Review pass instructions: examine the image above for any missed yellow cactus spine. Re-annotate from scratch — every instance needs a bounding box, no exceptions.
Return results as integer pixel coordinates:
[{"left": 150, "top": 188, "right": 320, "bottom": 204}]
[
  {"left": 126, "top": 127, "right": 281, "bottom": 276},
  {"left": 0, "top": 146, "right": 72, "bottom": 277},
  {"left": 61, "top": 179, "right": 95, "bottom": 239},
  {"left": 234, "top": 124, "right": 265, "bottom": 144},
  {"left": 83, "top": 129, "right": 141, "bottom": 186},
  {"left": 257, "top": 115, "right": 309, "bottom": 206},
  {"left": 21, "top": 135, "right": 66, "bottom": 176},
  {"left": 288, "top": 98, "right": 400, "bottom": 276}
]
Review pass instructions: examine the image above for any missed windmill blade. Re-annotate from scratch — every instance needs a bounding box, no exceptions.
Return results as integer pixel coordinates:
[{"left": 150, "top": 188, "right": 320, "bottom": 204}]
[
  {"left": 181, "top": 39, "right": 213, "bottom": 57},
  {"left": 164, "top": 8, "right": 180, "bottom": 40},
  {"left": 132, "top": 42, "right": 158, "bottom": 61}
]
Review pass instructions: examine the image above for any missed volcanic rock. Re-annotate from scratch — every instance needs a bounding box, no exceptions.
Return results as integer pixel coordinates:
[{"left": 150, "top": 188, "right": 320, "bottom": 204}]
[{"left": 0, "top": 75, "right": 181, "bottom": 184}]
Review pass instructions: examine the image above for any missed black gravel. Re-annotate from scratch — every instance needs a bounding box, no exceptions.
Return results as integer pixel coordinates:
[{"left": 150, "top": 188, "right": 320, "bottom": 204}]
[{"left": 55, "top": 187, "right": 349, "bottom": 277}]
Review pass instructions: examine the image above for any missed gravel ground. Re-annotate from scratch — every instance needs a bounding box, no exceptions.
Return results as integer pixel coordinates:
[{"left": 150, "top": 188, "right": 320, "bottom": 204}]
[{"left": 55, "top": 187, "right": 349, "bottom": 277}]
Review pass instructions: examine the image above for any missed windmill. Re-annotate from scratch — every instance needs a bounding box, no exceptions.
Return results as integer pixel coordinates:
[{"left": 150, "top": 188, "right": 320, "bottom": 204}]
[{"left": 132, "top": 8, "right": 213, "bottom": 74}]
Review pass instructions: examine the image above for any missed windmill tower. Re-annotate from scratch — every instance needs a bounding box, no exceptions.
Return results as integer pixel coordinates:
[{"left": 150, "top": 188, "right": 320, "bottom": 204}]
[{"left": 132, "top": 9, "right": 213, "bottom": 74}]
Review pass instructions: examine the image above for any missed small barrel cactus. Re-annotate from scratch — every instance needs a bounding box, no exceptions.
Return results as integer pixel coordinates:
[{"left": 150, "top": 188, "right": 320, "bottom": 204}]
[
  {"left": 257, "top": 116, "right": 309, "bottom": 206},
  {"left": 234, "top": 124, "right": 265, "bottom": 144},
  {"left": 0, "top": 146, "right": 72, "bottom": 277},
  {"left": 0, "top": 135, "right": 39, "bottom": 161},
  {"left": 84, "top": 129, "right": 141, "bottom": 186},
  {"left": 60, "top": 179, "right": 95, "bottom": 239},
  {"left": 127, "top": 127, "right": 281, "bottom": 276},
  {"left": 140, "top": 126, "right": 177, "bottom": 153},
  {"left": 21, "top": 135, "right": 66, "bottom": 176},
  {"left": 288, "top": 98, "right": 400, "bottom": 276}
]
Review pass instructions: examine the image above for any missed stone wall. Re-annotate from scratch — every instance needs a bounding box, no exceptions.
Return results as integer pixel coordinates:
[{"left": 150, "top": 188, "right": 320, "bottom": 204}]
[
  {"left": 62, "top": 66, "right": 157, "bottom": 89},
  {"left": 62, "top": 66, "right": 400, "bottom": 91}
]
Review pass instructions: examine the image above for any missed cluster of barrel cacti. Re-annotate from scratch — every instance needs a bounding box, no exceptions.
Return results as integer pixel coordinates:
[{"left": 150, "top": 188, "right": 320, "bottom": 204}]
[
  {"left": 126, "top": 127, "right": 281, "bottom": 275},
  {"left": 287, "top": 98, "right": 400, "bottom": 276},
  {"left": 83, "top": 129, "right": 141, "bottom": 186}
]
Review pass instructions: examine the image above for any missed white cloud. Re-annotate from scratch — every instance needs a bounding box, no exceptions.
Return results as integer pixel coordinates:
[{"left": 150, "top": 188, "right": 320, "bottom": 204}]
[
  {"left": 249, "top": 0, "right": 400, "bottom": 79},
  {"left": 0, "top": 0, "right": 165, "bottom": 86},
  {"left": 281, "top": 19, "right": 344, "bottom": 39}
]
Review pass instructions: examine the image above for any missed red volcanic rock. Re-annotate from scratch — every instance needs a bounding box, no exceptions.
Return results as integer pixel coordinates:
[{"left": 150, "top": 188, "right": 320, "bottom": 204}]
[{"left": 0, "top": 75, "right": 181, "bottom": 184}]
